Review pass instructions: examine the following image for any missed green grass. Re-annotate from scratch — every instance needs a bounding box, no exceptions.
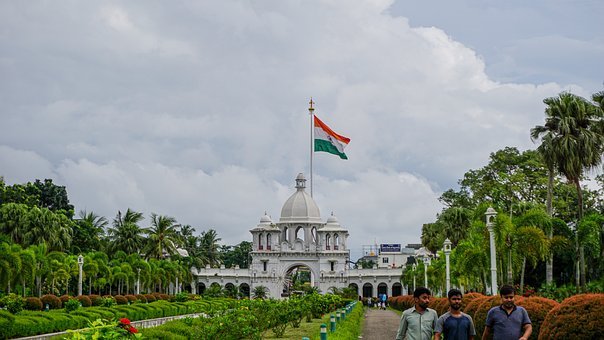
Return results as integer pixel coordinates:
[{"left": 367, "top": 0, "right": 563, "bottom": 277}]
[{"left": 266, "top": 303, "right": 363, "bottom": 340}]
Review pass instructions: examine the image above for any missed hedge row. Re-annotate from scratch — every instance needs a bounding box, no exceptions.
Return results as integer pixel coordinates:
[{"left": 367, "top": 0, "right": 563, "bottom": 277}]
[
  {"left": 388, "top": 293, "right": 603, "bottom": 340},
  {"left": 0, "top": 297, "right": 229, "bottom": 339}
]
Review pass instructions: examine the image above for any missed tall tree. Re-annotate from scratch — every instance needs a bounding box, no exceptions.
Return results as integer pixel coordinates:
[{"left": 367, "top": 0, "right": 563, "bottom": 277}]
[
  {"left": 199, "top": 229, "right": 222, "bottom": 267},
  {"left": 531, "top": 92, "right": 604, "bottom": 288},
  {"left": 108, "top": 209, "right": 145, "bottom": 255},
  {"left": 144, "top": 213, "right": 181, "bottom": 259},
  {"left": 73, "top": 210, "right": 108, "bottom": 253}
]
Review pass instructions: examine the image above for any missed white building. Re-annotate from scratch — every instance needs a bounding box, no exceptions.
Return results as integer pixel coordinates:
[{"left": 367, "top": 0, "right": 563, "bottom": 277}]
[{"left": 192, "top": 173, "right": 408, "bottom": 299}]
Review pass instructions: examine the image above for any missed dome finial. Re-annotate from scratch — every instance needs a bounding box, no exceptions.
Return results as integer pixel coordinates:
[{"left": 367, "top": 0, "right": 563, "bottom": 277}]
[{"left": 295, "top": 173, "right": 306, "bottom": 190}]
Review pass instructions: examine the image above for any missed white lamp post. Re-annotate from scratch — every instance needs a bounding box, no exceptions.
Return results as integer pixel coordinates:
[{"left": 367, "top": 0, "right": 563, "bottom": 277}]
[
  {"left": 422, "top": 256, "right": 429, "bottom": 288},
  {"left": 412, "top": 263, "right": 417, "bottom": 292},
  {"left": 136, "top": 268, "right": 141, "bottom": 295},
  {"left": 443, "top": 238, "right": 452, "bottom": 294},
  {"left": 485, "top": 207, "right": 498, "bottom": 295},
  {"left": 77, "top": 255, "right": 84, "bottom": 296}
]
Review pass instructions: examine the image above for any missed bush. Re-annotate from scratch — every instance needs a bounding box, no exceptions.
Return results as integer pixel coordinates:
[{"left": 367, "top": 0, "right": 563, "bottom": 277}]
[
  {"left": 89, "top": 294, "right": 103, "bottom": 306},
  {"left": 461, "top": 292, "right": 484, "bottom": 309},
  {"left": 64, "top": 298, "right": 81, "bottom": 313},
  {"left": 1, "top": 294, "right": 24, "bottom": 314},
  {"left": 518, "top": 296, "right": 558, "bottom": 340},
  {"left": 125, "top": 294, "right": 137, "bottom": 303},
  {"left": 174, "top": 292, "right": 189, "bottom": 302},
  {"left": 114, "top": 295, "right": 128, "bottom": 305},
  {"left": 59, "top": 295, "right": 71, "bottom": 304},
  {"left": 538, "top": 294, "right": 604, "bottom": 340},
  {"left": 41, "top": 294, "right": 62, "bottom": 309},
  {"left": 77, "top": 295, "right": 92, "bottom": 307},
  {"left": 135, "top": 294, "right": 147, "bottom": 303},
  {"left": 145, "top": 294, "right": 156, "bottom": 302},
  {"left": 101, "top": 297, "right": 116, "bottom": 308},
  {"left": 24, "top": 297, "right": 43, "bottom": 311}
]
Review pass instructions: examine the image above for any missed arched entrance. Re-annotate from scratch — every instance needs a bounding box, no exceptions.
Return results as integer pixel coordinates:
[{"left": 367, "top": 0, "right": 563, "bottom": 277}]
[
  {"left": 392, "top": 282, "right": 403, "bottom": 296},
  {"left": 283, "top": 264, "right": 316, "bottom": 297},
  {"left": 224, "top": 283, "right": 237, "bottom": 298},
  {"left": 197, "top": 283, "right": 206, "bottom": 295},
  {"left": 377, "top": 282, "right": 388, "bottom": 296},
  {"left": 239, "top": 283, "right": 250, "bottom": 298},
  {"left": 348, "top": 283, "right": 359, "bottom": 297},
  {"left": 363, "top": 283, "right": 373, "bottom": 298}
]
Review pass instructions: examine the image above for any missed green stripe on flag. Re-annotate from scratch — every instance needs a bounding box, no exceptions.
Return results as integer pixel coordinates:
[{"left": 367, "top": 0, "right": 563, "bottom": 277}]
[{"left": 314, "top": 139, "right": 348, "bottom": 160}]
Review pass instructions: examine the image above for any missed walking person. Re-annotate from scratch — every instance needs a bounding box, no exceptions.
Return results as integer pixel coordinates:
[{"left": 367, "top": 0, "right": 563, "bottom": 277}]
[
  {"left": 435, "top": 289, "right": 476, "bottom": 340},
  {"left": 395, "top": 287, "right": 438, "bottom": 340},
  {"left": 482, "top": 284, "right": 532, "bottom": 340}
]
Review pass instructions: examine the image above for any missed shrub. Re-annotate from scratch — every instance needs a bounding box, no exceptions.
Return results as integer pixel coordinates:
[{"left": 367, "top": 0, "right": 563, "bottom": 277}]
[
  {"left": 145, "top": 294, "right": 156, "bottom": 302},
  {"left": 88, "top": 294, "right": 103, "bottom": 306},
  {"left": 175, "top": 292, "right": 189, "bottom": 302},
  {"left": 114, "top": 295, "right": 128, "bottom": 305},
  {"left": 518, "top": 296, "right": 558, "bottom": 340},
  {"left": 538, "top": 294, "right": 604, "bottom": 340},
  {"left": 64, "top": 298, "right": 81, "bottom": 312},
  {"left": 24, "top": 297, "right": 43, "bottom": 311},
  {"left": 125, "top": 294, "right": 137, "bottom": 303},
  {"left": 461, "top": 292, "right": 484, "bottom": 309},
  {"left": 135, "top": 294, "right": 147, "bottom": 303},
  {"left": 41, "top": 294, "right": 62, "bottom": 309},
  {"left": 101, "top": 297, "right": 116, "bottom": 308},
  {"left": 77, "top": 295, "right": 92, "bottom": 307},
  {"left": 59, "top": 295, "right": 71, "bottom": 304},
  {"left": 1, "top": 294, "right": 24, "bottom": 314}
]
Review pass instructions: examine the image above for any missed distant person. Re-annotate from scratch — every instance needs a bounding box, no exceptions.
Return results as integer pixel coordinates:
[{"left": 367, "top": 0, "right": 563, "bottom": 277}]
[
  {"left": 381, "top": 293, "right": 388, "bottom": 310},
  {"left": 395, "top": 287, "right": 437, "bottom": 340},
  {"left": 482, "top": 285, "right": 532, "bottom": 340},
  {"left": 435, "top": 289, "right": 476, "bottom": 340}
]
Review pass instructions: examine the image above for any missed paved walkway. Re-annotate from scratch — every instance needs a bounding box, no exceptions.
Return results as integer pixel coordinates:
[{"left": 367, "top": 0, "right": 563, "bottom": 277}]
[{"left": 360, "top": 308, "right": 401, "bottom": 340}]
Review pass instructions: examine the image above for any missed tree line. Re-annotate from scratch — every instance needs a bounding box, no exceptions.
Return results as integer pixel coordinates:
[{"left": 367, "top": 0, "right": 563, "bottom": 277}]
[
  {"left": 417, "top": 90, "right": 604, "bottom": 294},
  {"left": 0, "top": 178, "right": 251, "bottom": 296}
]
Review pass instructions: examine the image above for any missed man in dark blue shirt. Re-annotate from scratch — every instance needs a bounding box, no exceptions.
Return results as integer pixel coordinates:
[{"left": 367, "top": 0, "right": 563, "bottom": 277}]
[
  {"left": 435, "top": 288, "right": 476, "bottom": 340},
  {"left": 482, "top": 285, "right": 532, "bottom": 340}
]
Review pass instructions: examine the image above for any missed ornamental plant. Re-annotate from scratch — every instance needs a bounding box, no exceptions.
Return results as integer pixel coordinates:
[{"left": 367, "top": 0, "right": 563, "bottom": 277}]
[
  {"left": 538, "top": 294, "right": 604, "bottom": 339},
  {"left": 24, "top": 297, "right": 43, "bottom": 311},
  {"left": 64, "top": 318, "right": 142, "bottom": 339},
  {"left": 518, "top": 296, "right": 558, "bottom": 340},
  {"left": 40, "top": 294, "right": 62, "bottom": 309},
  {"left": 1, "top": 294, "right": 24, "bottom": 314},
  {"left": 64, "top": 298, "right": 81, "bottom": 313}
]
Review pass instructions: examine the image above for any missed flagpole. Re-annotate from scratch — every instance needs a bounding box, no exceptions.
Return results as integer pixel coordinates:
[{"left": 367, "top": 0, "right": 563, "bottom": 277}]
[{"left": 309, "top": 98, "right": 314, "bottom": 197}]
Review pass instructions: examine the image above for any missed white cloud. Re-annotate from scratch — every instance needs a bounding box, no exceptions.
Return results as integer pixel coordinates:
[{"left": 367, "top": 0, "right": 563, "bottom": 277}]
[{"left": 0, "top": 0, "right": 599, "bottom": 257}]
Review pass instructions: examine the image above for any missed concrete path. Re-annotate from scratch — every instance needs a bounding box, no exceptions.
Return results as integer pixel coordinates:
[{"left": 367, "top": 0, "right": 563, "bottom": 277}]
[{"left": 360, "top": 308, "right": 401, "bottom": 340}]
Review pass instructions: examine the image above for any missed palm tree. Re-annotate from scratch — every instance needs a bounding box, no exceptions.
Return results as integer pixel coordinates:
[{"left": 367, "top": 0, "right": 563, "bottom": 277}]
[
  {"left": 15, "top": 246, "right": 36, "bottom": 296},
  {"left": 531, "top": 92, "right": 604, "bottom": 288},
  {"left": 199, "top": 229, "right": 222, "bottom": 266},
  {"left": 252, "top": 285, "right": 268, "bottom": 299},
  {"left": 0, "top": 203, "right": 29, "bottom": 245},
  {"left": 144, "top": 214, "right": 181, "bottom": 259},
  {"left": 108, "top": 209, "right": 145, "bottom": 255},
  {"left": 438, "top": 207, "right": 472, "bottom": 246},
  {"left": 0, "top": 242, "right": 22, "bottom": 293},
  {"left": 74, "top": 210, "right": 108, "bottom": 253}
]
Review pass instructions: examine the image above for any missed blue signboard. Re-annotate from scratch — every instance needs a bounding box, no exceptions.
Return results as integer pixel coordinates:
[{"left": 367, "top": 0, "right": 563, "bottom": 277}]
[{"left": 380, "top": 244, "right": 401, "bottom": 253}]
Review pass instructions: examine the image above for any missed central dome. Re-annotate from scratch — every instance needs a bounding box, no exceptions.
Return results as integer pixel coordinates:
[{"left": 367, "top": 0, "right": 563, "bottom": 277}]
[{"left": 279, "top": 173, "right": 321, "bottom": 223}]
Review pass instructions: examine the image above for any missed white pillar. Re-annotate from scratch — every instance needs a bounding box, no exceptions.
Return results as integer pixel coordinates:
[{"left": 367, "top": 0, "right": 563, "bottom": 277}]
[
  {"left": 486, "top": 208, "right": 498, "bottom": 295},
  {"left": 77, "top": 255, "right": 83, "bottom": 296},
  {"left": 443, "top": 238, "right": 452, "bottom": 294}
]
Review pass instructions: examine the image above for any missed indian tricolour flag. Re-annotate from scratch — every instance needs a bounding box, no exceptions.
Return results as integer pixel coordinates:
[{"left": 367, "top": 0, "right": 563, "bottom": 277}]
[{"left": 314, "top": 115, "right": 350, "bottom": 160}]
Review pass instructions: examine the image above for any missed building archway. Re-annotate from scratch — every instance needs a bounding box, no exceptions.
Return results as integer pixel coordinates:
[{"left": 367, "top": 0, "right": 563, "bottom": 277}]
[
  {"left": 377, "top": 282, "right": 388, "bottom": 296},
  {"left": 283, "top": 264, "right": 316, "bottom": 296},
  {"left": 392, "top": 282, "right": 403, "bottom": 296},
  {"left": 348, "top": 283, "right": 359, "bottom": 297},
  {"left": 197, "top": 282, "right": 206, "bottom": 295},
  {"left": 362, "top": 283, "right": 373, "bottom": 298},
  {"left": 239, "top": 283, "right": 250, "bottom": 298}
]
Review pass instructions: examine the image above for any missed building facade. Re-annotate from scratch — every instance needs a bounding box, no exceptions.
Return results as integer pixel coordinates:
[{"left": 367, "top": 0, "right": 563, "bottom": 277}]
[{"left": 192, "top": 173, "right": 408, "bottom": 299}]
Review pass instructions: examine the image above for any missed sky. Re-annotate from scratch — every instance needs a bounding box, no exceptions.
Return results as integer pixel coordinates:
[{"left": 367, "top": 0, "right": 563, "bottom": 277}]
[{"left": 1, "top": 0, "right": 603, "bottom": 260}]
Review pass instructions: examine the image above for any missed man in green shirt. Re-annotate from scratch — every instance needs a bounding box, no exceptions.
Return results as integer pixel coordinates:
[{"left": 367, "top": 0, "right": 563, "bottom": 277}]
[{"left": 396, "top": 287, "right": 438, "bottom": 340}]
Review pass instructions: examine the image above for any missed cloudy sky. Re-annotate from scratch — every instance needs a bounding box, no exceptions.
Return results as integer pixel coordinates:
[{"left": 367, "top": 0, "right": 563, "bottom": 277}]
[{"left": 1, "top": 0, "right": 602, "bottom": 260}]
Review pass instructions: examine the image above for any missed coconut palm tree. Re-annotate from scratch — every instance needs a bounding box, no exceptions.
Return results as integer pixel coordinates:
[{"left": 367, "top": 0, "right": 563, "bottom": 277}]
[
  {"left": 0, "top": 203, "right": 29, "bottom": 245},
  {"left": 531, "top": 92, "right": 604, "bottom": 288},
  {"left": 144, "top": 214, "right": 181, "bottom": 259},
  {"left": 74, "top": 210, "right": 108, "bottom": 253},
  {"left": 199, "top": 229, "right": 222, "bottom": 267},
  {"left": 0, "top": 242, "right": 22, "bottom": 293},
  {"left": 108, "top": 209, "right": 145, "bottom": 255}
]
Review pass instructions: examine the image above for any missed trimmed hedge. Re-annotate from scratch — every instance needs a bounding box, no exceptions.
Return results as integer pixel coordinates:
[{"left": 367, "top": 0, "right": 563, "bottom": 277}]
[
  {"left": 114, "top": 295, "right": 128, "bottom": 305},
  {"left": 59, "top": 295, "right": 71, "bottom": 304},
  {"left": 89, "top": 294, "right": 103, "bottom": 306},
  {"left": 538, "top": 294, "right": 604, "bottom": 340},
  {"left": 41, "top": 294, "right": 62, "bottom": 309},
  {"left": 77, "top": 295, "right": 92, "bottom": 307},
  {"left": 517, "top": 296, "right": 559, "bottom": 340},
  {"left": 125, "top": 294, "right": 137, "bottom": 303},
  {"left": 135, "top": 294, "right": 147, "bottom": 303},
  {"left": 24, "top": 297, "right": 43, "bottom": 311}
]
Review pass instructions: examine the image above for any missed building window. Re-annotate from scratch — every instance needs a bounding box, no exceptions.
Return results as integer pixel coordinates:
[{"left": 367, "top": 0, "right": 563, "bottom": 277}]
[
  {"left": 382, "top": 257, "right": 389, "bottom": 264},
  {"left": 330, "top": 261, "right": 335, "bottom": 271},
  {"left": 263, "top": 261, "right": 268, "bottom": 272},
  {"left": 267, "top": 234, "right": 272, "bottom": 250},
  {"left": 258, "top": 233, "right": 263, "bottom": 250},
  {"left": 326, "top": 234, "right": 331, "bottom": 250}
]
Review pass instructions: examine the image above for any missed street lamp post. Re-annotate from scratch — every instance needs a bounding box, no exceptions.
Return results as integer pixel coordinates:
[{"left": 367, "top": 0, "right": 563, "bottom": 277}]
[
  {"left": 136, "top": 268, "right": 141, "bottom": 295},
  {"left": 422, "top": 256, "right": 429, "bottom": 289},
  {"left": 77, "top": 255, "right": 84, "bottom": 296},
  {"left": 443, "top": 238, "right": 452, "bottom": 294},
  {"left": 485, "top": 207, "right": 498, "bottom": 295},
  {"left": 412, "top": 263, "right": 417, "bottom": 293}
]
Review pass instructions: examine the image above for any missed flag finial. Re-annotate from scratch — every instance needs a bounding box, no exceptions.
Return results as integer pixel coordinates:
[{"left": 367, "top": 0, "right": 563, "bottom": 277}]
[{"left": 309, "top": 98, "right": 315, "bottom": 112}]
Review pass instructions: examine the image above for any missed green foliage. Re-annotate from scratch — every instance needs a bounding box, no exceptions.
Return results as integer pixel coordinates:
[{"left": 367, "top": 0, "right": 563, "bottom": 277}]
[
  {"left": 64, "top": 298, "right": 81, "bottom": 313},
  {"left": 1, "top": 293, "right": 24, "bottom": 314},
  {"left": 41, "top": 294, "right": 62, "bottom": 309},
  {"left": 101, "top": 297, "right": 116, "bottom": 308},
  {"left": 174, "top": 292, "right": 189, "bottom": 302},
  {"left": 24, "top": 297, "right": 43, "bottom": 311},
  {"left": 63, "top": 318, "right": 141, "bottom": 339}
]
